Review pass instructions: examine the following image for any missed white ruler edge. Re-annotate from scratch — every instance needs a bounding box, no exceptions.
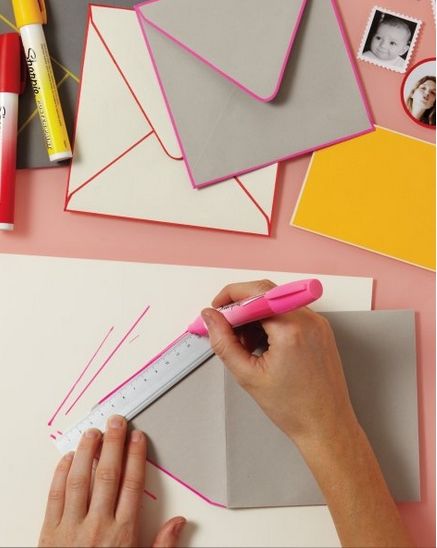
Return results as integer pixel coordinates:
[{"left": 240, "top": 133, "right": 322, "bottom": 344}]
[{"left": 55, "top": 333, "right": 214, "bottom": 454}]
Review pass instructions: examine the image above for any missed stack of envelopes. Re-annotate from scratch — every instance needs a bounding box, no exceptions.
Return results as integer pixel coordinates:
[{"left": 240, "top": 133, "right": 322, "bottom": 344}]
[
  {"left": 65, "top": 0, "right": 373, "bottom": 234},
  {"left": 0, "top": 0, "right": 374, "bottom": 233}
]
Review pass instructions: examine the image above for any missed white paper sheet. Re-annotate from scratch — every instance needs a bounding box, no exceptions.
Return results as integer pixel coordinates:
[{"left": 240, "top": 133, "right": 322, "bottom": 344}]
[{"left": 0, "top": 254, "right": 372, "bottom": 547}]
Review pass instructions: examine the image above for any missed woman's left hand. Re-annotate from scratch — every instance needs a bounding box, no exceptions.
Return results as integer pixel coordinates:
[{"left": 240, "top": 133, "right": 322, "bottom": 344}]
[{"left": 39, "top": 415, "right": 186, "bottom": 547}]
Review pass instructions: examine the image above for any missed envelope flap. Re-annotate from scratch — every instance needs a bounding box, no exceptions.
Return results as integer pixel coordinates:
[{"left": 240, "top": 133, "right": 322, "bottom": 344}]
[
  {"left": 91, "top": 5, "right": 181, "bottom": 159},
  {"left": 136, "top": 0, "right": 308, "bottom": 101}
]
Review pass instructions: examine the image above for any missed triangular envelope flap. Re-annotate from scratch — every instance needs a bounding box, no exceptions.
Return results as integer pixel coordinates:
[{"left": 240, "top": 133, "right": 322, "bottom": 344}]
[
  {"left": 68, "top": 16, "right": 151, "bottom": 193},
  {"left": 131, "top": 356, "right": 228, "bottom": 507},
  {"left": 237, "top": 164, "right": 278, "bottom": 215},
  {"left": 137, "top": 0, "right": 373, "bottom": 187},
  {"left": 137, "top": 0, "right": 308, "bottom": 101},
  {"left": 67, "top": 136, "right": 274, "bottom": 234},
  {"left": 91, "top": 6, "right": 181, "bottom": 158}
]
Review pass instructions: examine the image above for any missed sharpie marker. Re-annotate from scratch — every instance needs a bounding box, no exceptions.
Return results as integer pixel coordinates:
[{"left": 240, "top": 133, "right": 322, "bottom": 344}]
[
  {"left": 12, "top": 0, "right": 72, "bottom": 161},
  {"left": 188, "top": 279, "right": 323, "bottom": 336},
  {"left": 0, "top": 33, "right": 22, "bottom": 231}
]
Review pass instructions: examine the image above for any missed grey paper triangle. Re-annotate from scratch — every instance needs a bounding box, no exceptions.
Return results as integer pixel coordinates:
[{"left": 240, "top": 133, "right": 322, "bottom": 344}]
[
  {"left": 132, "top": 310, "right": 419, "bottom": 508},
  {"left": 138, "top": 0, "right": 307, "bottom": 101}
]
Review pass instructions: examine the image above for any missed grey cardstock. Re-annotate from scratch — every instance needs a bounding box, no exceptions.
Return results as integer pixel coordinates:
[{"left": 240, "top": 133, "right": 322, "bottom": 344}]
[
  {"left": 0, "top": 0, "right": 135, "bottom": 169},
  {"left": 132, "top": 310, "right": 419, "bottom": 508},
  {"left": 137, "top": 0, "right": 373, "bottom": 187},
  {"left": 140, "top": 0, "right": 307, "bottom": 100}
]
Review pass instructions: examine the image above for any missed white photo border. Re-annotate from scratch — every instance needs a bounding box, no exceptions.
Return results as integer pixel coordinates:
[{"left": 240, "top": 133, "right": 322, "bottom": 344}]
[{"left": 357, "top": 6, "right": 423, "bottom": 74}]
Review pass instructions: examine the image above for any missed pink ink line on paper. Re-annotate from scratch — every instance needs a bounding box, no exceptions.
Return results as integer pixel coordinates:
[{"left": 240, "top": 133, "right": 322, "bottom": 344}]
[
  {"left": 65, "top": 306, "right": 151, "bottom": 416},
  {"left": 148, "top": 460, "right": 225, "bottom": 509},
  {"left": 99, "top": 330, "right": 187, "bottom": 405},
  {"left": 144, "top": 489, "right": 157, "bottom": 501},
  {"left": 47, "top": 326, "right": 115, "bottom": 426}
]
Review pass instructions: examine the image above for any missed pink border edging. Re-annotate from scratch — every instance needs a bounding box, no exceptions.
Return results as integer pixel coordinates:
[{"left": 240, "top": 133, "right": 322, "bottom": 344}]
[
  {"left": 148, "top": 459, "right": 226, "bottom": 508},
  {"left": 66, "top": 4, "right": 276, "bottom": 236},
  {"left": 135, "top": 0, "right": 374, "bottom": 188},
  {"left": 136, "top": 0, "right": 308, "bottom": 103}
]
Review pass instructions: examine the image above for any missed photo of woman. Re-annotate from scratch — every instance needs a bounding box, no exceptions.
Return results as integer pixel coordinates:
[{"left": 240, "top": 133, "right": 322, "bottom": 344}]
[{"left": 401, "top": 58, "right": 436, "bottom": 128}]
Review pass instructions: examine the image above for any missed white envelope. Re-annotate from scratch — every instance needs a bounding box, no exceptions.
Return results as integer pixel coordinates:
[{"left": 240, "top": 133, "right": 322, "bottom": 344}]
[{"left": 65, "top": 6, "right": 278, "bottom": 235}]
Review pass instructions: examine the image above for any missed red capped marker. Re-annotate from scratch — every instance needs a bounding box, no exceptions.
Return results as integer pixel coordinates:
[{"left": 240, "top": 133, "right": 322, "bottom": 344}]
[{"left": 0, "top": 33, "right": 23, "bottom": 231}]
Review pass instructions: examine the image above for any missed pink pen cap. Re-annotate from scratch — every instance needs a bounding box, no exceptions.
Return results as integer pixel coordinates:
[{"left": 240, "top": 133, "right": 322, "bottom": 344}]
[{"left": 188, "top": 279, "right": 323, "bottom": 336}]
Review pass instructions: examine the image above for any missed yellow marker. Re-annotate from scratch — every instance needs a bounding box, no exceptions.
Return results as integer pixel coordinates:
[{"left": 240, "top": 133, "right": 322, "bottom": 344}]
[{"left": 12, "top": 0, "right": 72, "bottom": 161}]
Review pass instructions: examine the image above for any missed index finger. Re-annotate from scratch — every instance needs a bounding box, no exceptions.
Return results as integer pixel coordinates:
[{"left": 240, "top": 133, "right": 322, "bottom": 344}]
[{"left": 212, "top": 279, "right": 276, "bottom": 308}]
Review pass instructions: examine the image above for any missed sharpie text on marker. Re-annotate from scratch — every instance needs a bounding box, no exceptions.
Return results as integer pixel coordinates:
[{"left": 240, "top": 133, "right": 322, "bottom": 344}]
[{"left": 12, "top": 0, "right": 72, "bottom": 162}]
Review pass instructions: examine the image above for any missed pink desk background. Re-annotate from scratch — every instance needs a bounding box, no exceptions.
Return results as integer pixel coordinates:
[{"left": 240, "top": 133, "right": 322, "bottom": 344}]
[{"left": 0, "top": 0, "right": 435, "bottom": 545}]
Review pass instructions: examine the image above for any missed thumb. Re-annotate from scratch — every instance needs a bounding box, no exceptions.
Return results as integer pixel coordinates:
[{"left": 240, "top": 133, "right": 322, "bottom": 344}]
[
  {"left": 201, "top": 308, "right": 255, "bottom": 383},
  {"left": 152, "top": 516, "right": 186, "bottom": 548}
]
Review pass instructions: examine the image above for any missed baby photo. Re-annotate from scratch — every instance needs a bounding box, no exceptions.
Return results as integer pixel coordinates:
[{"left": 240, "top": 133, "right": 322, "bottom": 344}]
[{"left": 357, "top": 7, "right": 422, "bottom": 73}]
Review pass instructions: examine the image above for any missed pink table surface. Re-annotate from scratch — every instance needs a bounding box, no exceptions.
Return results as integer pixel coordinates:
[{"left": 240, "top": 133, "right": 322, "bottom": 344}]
[{"left": 0, "top": 0, "right": 435, "bottom": 545}]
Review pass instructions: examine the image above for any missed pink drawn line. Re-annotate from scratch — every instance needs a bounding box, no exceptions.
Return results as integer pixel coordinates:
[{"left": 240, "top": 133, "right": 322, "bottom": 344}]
[
  {"left": 65, "top": 306, "right": 151, "bottom": 416},
  {"left": 234, "top": 176, "right": 271, "bottom": 233},
  {"left": 47, "top": 326, "right": 115, "bottom": 426},
  {"left": 129, "top": 335, "right": 140, "bottom": 344},
  {"left": 66, "top": 132, "right": 153, "bottom": 205},
  {"left": 99, "top": 331, "right": 187, "bottom": 405},
  {"left": 144, "top": 489, "right": 157, "bottom": 501},
  {"left": 50, "top": 434, "right": 56, "bottom": 441},
  {"left": 148, "top": 460, "right": 225, "bottom": 509}
]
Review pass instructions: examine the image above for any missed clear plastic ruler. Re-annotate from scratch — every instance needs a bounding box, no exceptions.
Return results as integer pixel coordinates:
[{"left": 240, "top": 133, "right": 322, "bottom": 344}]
[{"left": 55, "top": 332, "right": 213, "bottom": 454}]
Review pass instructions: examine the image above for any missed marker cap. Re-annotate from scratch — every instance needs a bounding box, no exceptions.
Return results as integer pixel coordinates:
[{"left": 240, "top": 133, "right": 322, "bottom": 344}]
[
  {"left": 12, "top": 0, "right": 47, "bottom": 29},
  {"left": 0, "top": 33, "right": 23, "bottom": 94}
]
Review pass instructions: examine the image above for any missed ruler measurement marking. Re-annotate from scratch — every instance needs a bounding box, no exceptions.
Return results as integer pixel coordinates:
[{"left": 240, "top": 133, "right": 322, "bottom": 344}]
[{"left": 56, "top": 333, "right": 213, "bottom": 453}]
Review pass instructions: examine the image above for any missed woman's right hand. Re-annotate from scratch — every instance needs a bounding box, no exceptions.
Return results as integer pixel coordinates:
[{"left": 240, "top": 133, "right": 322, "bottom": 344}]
[
  {"left": 201, "top": 279, "right": 359, "bottom": 449},
  {"left": 202, "top": 280, "right": 414, "bottom": 548}
]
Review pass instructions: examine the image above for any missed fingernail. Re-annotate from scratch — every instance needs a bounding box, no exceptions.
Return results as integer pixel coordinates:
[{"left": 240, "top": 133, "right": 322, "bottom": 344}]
[
  {"left": 64, "top": 451, "right": 75, "bottom": 461},
  {"left": 109, "top": 415, "right": 125, "bottom": 429},
  {"left": 201, "top": 309, "right": 215, "bottom": 326},
  {"left": 172, "top": 518, "right": 186, "bottom": 536},
  {"left": 85, "top": 428, "right": 100, "bottom": 439},
  {"left": 131, "top": 430, "right": 143, "bottom": 443}
]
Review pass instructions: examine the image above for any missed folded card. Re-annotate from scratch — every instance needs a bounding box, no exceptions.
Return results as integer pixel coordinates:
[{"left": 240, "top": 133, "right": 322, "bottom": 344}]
[
  {"left": 136, "top": 0, "right": 374, "bottom": 187},
  {"left": 133, "top": 309, "right": 419, "bottom": 508},
  {"left": 65, "top": 6, "right": 278, "bottom": 235}
]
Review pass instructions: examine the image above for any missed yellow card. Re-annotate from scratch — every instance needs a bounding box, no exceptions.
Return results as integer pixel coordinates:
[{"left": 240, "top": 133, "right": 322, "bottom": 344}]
[{"left": 291, "top": 127, "right": 436, "bottom": 271}]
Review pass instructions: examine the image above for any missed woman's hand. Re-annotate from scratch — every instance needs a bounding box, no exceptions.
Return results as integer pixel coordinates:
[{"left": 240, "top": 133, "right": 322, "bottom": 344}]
[
  {"left": 202, "top": 280, "right": 414, "bottom": 547},
  {"left": 201, "top": 279, "right": 358, "bottom": 448},
  {"left": 39, "top": 415, "right": 185, "bottom": 547}
]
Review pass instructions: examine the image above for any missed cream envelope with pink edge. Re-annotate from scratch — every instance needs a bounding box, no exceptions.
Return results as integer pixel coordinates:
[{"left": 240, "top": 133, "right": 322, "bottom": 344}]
[{"left": 65, "top": 5, "right": 278, "bottom": 236}]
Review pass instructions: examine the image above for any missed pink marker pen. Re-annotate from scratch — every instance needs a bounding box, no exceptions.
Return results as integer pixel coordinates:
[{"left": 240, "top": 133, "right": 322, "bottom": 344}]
[
  {"left": 188, "top": 279, "right": 323, "bottom": 337},
  {"left": 0, "top": 33, "right": 22, "bottom": 231}
]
